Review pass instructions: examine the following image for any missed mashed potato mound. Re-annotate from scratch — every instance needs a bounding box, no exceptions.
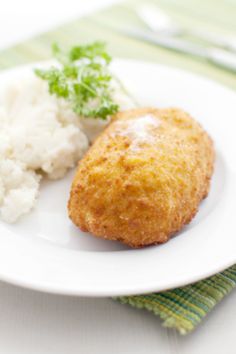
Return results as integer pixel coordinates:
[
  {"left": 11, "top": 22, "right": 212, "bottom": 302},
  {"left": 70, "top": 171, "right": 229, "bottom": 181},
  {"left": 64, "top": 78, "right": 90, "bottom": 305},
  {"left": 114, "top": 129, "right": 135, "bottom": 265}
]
[{"left": 0, "top": 72, "right": 132, "bottom": 223}]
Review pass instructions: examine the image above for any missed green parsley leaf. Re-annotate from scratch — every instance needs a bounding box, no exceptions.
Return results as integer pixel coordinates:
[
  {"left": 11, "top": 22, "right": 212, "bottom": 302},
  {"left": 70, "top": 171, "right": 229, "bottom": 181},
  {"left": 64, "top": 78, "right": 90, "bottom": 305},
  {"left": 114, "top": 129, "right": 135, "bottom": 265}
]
[{"left": 35, "top": 42, "right": 119, "bottom": 120}]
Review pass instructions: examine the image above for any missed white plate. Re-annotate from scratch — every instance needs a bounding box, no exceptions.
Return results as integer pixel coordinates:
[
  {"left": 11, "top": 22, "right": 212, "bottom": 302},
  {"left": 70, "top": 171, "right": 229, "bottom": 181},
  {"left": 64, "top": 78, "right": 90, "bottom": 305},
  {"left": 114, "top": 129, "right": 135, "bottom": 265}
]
[{"left": 0, "top": 59, "right": 235, "bottom": 297}]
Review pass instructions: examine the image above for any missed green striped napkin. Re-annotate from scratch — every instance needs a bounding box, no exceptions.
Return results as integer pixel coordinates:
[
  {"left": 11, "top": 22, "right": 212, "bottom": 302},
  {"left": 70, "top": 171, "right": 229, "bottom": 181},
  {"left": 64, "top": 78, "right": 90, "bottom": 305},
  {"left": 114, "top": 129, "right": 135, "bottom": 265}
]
[
  {"left": 0, "top": 0, "right": 235, "bottom": 334},
  {"left": 116, "top": 266, "right": 236, "bottom": 334}
]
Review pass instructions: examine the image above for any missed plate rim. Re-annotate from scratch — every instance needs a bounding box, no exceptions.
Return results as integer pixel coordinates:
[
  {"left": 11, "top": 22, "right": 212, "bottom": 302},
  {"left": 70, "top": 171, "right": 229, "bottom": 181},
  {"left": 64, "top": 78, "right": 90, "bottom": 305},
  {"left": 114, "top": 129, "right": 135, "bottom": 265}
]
[{"left": 0, "top": 58, "right": 235, "bottom": 297}]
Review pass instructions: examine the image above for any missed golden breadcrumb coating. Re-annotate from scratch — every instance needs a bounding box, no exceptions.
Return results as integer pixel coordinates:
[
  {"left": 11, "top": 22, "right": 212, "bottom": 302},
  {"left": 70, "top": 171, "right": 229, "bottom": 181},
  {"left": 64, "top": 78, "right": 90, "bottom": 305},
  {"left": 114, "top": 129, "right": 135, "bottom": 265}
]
[{"left": 68, "top": 108, "right": 214, "bottom": 248}]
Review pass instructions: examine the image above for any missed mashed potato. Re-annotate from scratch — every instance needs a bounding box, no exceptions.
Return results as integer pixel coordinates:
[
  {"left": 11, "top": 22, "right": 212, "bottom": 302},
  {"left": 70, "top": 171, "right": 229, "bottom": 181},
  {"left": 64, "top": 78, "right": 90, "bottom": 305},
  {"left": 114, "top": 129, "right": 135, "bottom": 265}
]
[{"left": 0, "top": 72, "right": 133, "bottom": 223}]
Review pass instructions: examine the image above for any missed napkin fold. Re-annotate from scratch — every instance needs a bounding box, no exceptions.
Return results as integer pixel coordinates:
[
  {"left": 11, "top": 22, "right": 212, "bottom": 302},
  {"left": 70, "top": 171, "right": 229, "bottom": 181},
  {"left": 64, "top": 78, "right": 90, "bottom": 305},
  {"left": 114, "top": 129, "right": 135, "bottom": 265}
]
[{"left": 0, "top": 0, "right": 235, "bottom": 334}]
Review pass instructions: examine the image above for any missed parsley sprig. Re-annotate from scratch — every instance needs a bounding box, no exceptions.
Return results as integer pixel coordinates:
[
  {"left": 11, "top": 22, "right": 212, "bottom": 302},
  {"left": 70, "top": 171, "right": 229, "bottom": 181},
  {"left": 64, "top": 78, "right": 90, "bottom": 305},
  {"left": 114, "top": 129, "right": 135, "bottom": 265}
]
[{"left": 35, "top": 42, "right": 119, "bottom": 120}]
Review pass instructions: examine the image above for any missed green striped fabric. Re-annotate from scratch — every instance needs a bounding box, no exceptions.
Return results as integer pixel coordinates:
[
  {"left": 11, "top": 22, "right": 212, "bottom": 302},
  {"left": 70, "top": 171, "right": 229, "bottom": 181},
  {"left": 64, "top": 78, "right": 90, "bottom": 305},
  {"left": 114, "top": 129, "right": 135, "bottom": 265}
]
[
  {"left": 116, "top": 265, "right": 236, "bottom": 334},
  {"left": 0, "top": 0, "right": 235, "bottom": 334}
]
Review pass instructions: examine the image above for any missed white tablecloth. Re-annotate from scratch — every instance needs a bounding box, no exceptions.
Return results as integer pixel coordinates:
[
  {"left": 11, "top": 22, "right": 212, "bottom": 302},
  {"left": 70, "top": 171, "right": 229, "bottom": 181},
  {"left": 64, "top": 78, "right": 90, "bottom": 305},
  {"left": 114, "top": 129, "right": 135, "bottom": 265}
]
[
  {"left": 0, "top": 281, "right": 235, "bottom": 354},
  {"left": 0, "top": 1, "right": 235, "bottom": 353}
]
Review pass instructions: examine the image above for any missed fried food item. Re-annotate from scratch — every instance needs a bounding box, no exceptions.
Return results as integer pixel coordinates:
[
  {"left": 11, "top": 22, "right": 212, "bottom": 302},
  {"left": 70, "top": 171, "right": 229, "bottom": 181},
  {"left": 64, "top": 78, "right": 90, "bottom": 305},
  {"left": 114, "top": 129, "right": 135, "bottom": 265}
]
[{"left": 68, "top": 108, "right": 214, "bottom": 248}]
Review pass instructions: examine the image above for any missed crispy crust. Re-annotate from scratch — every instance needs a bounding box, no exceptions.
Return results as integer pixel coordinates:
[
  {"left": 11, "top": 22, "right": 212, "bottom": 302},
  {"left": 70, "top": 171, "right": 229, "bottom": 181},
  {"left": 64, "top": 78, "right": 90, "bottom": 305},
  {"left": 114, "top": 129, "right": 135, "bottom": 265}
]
[{"left": 68, "top": 108, "right": 215, "bottom": 248}]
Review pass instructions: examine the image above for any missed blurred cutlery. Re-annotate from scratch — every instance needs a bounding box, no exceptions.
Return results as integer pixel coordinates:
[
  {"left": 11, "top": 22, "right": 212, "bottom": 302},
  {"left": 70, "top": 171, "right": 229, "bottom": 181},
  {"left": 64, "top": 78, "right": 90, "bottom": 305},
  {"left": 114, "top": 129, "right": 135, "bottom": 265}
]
[
  {"left": 137, "top": 4, "right": 236, "bottom": 53},
  {"left": 120, "top": 28, "right": 236, "bottom": 72}
]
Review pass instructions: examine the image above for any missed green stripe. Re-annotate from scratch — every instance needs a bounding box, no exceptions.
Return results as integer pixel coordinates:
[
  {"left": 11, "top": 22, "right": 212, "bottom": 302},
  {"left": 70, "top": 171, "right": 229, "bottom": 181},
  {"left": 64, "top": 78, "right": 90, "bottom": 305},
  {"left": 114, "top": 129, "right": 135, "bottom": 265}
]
[{"left": 116, "top": 265, "right": 236, "bottom": 334}]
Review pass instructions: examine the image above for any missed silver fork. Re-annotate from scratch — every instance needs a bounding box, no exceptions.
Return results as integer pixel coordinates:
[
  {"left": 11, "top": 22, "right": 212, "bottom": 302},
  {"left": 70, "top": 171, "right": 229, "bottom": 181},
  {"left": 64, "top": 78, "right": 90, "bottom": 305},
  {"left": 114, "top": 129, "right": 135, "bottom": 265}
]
[
  {"left": 109, "top": 4, "right": 235, "bottom": 72},
  {"left": 137, "top": 4, "right": 236, "bottom": 52}
]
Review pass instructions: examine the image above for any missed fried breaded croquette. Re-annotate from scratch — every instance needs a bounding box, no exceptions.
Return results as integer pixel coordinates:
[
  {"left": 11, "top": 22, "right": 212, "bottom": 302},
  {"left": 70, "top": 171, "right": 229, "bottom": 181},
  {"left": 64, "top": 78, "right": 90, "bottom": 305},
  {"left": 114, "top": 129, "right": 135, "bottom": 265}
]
[{"left": 68, "top": 108, "right": 214, "bottom": 248}]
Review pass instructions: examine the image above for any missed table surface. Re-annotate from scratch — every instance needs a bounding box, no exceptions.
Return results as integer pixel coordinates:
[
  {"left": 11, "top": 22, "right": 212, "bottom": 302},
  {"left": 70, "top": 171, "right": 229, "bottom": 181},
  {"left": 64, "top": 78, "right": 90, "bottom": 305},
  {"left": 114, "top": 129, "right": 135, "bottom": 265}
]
[{"left": 0, "top": 1, "right": 235, "bottom": 353}]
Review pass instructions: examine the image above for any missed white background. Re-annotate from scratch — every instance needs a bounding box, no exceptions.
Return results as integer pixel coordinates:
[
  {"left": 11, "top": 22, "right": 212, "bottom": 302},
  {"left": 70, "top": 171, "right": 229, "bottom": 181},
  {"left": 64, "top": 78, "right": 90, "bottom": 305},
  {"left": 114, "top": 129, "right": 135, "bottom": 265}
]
[{"left": 0, "top": 1, "right": 235, "bottom": 353}]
